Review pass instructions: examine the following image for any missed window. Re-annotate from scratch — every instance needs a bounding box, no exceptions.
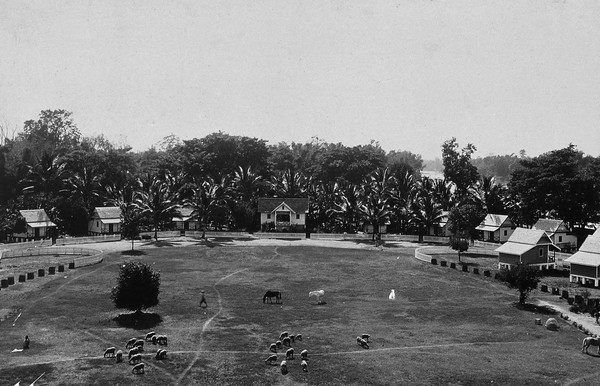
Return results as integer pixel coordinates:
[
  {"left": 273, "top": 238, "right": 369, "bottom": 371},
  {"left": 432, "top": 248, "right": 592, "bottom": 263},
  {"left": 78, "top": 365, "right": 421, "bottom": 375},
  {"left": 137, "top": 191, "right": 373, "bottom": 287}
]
[
  {"left": 503, "top": 230, "right": 507, "bottom": 236},
  {"left": 539, "top": 248, "right": 543, "bottom": 257},
  {"left": 97, "top": 221, "right": 99, "bottom": 227},
  {"left": 558, "top": 235, "right": 563, "bottom": 243},
  {"left": 267, "top": 214, "right": 271, "bottom": 219},
  {"left": 296, "top": 214, "right": 300, "bottom": 220}
]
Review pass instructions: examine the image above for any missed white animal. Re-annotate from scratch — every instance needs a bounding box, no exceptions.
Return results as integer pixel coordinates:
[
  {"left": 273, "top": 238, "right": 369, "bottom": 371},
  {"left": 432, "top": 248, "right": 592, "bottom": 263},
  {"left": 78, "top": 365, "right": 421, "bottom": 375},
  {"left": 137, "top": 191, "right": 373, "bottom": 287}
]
[
  {"left": 264, "top": 354, "right": 277, "bottom": 365},
  {"left": 309, "top": 290, "right": 325, "bottom": 304},
  {"left": 300, "top": 349, "right": 308, "bottom": 360},
  {"left": 104, "top": 347, "right": 116, "bottom": 358},
  {"left": 129, "top": 353, "right": 142, "bottom": 365},
  {"left": 126, "top": 338, "right": 137, "bottom": 349},
  {"left": 301, "top": 359, "right": 308, "bottom": 372},
  {"left": 286, "top": 348, "right": 294, "bottom": 359},
  {"left": 145, "top": 331, "right": 156, "bottom": 341},
  {"left": 582, "top": 336, "right": 600, "bottom": 354},
  {"left": 132, "top": 363, "right": 145, "bottom": 374},
  {"left": 269, "top": 343, "right": 277, "bottom": 353},
  {"left": 389, "top": 289, "right": 396, "bottom": 300}
]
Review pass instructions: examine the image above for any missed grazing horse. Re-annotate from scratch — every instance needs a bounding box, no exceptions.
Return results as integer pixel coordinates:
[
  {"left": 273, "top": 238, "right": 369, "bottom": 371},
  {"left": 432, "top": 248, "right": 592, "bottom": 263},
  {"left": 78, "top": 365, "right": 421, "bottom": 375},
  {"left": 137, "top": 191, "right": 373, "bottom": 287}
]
[
  {"left": 263, "top": 290, "right": 282, "bottom": 304},
  {"left": 309, "top": 290, "right": 325, "bottom": 304},
  {"left": 582, "top": 336, "right": 600, "bottom": 354}
]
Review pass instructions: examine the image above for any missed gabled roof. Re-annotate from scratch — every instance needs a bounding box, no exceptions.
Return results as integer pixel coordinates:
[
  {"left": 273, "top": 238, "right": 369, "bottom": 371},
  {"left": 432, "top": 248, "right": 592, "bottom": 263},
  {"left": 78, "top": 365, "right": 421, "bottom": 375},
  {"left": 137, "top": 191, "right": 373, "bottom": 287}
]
[
  {"left": 438, "top": 211, "right": 450, "bottom": 226},
  {"left": 566, "top": 235, "right": 600, "bottom": 267},
  {"left": 579, "top": 235, "right": 600, "bottom": 254},
  {"left": 494, "top": 227, "right": 554, "bottom": 256},
  {"left": 94, "top": 207, "right": 121, "bottom": 220},
  {"left": 257, "top": 198, "right": 309, "bottom": 213},
  {"left": 594, "top": 228, "right": 600, "bottom": 237},
  {"left": 476, "top": 214, "right": 512, "bottom": 232},
  {"left": 173, "top": 206, "right": 195, "bottom": 222},
  {"left": 532, "top": 218, "right": 568, "bottom": 234},
  {"left": 19, "top": 209, "right": 56, "bottom": 227}
]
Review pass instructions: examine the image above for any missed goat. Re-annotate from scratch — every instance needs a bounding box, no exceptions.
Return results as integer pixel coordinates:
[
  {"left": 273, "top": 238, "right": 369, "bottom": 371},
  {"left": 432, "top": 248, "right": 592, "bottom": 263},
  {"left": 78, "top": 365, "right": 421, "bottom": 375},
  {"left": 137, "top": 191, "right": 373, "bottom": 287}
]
[
  {"left": 282, "top": 337, "right": 291, "bottom": 347},
  {"left": 300, "top": 349, "right": 308, "bottom": 360},
  {"left": 129, "top": 353, "right": 142, "bottom": 365},
  {"left": 361, "top": 334, "right": 371, "bottom": 342},
  {"left": 116, "top": 350, "right": 123, "bottom": 363},
  {"left": 104, "top": 347, "right": 116, "bottom": 358},
  {"left": 126, "top": 338, "right": 137, "bottom": 349},
  {"left": 264, "top": 354, "right": 277, "bottom": 365},
  {"left": 276, "top": 340, "right": 282, "bottom": 349},
  {"left": 156, "top": 335, "right": 168, "bottom": 346},
  {"left": 280, "top": 360, "right": 288, "bottom": 375},
  {"left": 132, "top": 363, "right": 145, "bottom": 374},
  {"left": 145, "top": 331, "right": 156, "bottom": 341},
  {"left": 295, "top": 334, "right": 302, "bottom": 341},
  {"left": 356, "top": 336, "right": 369, "bottom": 349},
  {"left": 286, "top": 348, "right": 294, "bottom": 360},
  {"left": 301, "top": 359, "right": 308, "bottom": 372},
  {"left": 269, "top": 343, "right": 277, "bottom": 353},
  {"left": 155, "top": 349, "right": 167, "bottom": 359},
  {"left": 128, "top": 347, "right": 140, "bottom": 359}
]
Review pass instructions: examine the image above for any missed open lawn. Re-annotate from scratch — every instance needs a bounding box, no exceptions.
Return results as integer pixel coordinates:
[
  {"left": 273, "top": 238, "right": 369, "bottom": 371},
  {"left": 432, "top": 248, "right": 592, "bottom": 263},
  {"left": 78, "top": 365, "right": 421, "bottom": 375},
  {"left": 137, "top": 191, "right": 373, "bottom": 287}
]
[{"left": 0, "top": 241, "right": 598, "bottom": 385}]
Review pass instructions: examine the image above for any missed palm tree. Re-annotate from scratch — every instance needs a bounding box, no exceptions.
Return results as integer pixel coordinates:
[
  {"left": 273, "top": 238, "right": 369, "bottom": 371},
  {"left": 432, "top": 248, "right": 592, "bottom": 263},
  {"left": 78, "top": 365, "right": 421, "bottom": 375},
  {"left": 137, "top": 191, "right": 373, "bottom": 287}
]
[
  {"left": 62, "top": 166, "right": 102, "bottom": 215},
  {"left": 409, "top": 178, "right": 444, "bottom": 242},
  {"left": 468, "top": 176, "right": 508, "bottom": 214},
  {"left": 184, "top": 176, "right": 230, "bottom": 239},
  {"left": 133, "top": 173, "right": 181, "bottom": 241},
  {"left": 358, "top": 168, "right": 395, "bottom": 241},
  {"left": 270, "top": 169, "right": 308, "bottom": 198},
  {"left": 329, "top": 181, "right": 361, "bottom": 233},
  {"left": 389, "top": 171, "right": 416, "bottom": 233},
  {"left": 231, "top": 166, "right": 263, "bottom": 231},
  {"left": 21, "top": 151, "right": 67, "bottom": 210}
]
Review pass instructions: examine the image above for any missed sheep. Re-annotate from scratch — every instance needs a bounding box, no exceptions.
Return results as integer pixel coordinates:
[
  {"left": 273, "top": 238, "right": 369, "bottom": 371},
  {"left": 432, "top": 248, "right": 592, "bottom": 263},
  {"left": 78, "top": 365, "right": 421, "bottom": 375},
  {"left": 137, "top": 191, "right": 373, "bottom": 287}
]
[
  {"left": 129, "top": 353, "right": 142, "bottom": 365},
  {"left": 269, "top": 343, "right": 277, "bottom": 353},
  {"left": 286, "top": 348, "right": 294, "bottom": 360},
  {"left": 280, "top": 360, "right": 288, "bottom": 375},
  {"left": 279, "top": 331, "right": 289, "bottom": 340},
  {"left": 134, "top": 339, "right": 144, "bottom": 351},
  {"left": 289, "top": 334, "right": 296, "bottom": 344},
  {"left": 152, "top": 335, "right": 158, "bottom": 345},
  {"left": 276, "top": 340, "right": 282, "bottom": 349},
  {"left": 300, "top": 349, "right": 308, "bottom": 360},
  {"left": 156, "top": 335, "right": 168, "bottom": 346},
  {"left": 132, "top": 363, "right": 145, "bottom": 374},
  {"left": 356, "top": 336, "right": 369, "bottom": 349},
  {"left": 104, "top": 347, "right": 116, "bottom": 358},
  {"left": 126, "top": 337, "right": 137, "bottom": 349},
  {"left": 116, "top": 350, "right": 123, "bottom": 363},
  {"left": 361, "top": 334, "right": 371, "bottom": 342},
  {"left": 264, "top": 354, "right": 277, "bottom": 365},
  {"left": 145, "top": 331, "right": 156, "bottom": 341},
  {"left": 282, "top": 337, "right": 291, "bottom": 347},
  {"left": 295, "top": 334, "right": 302, "bottom": 341},
  {"left": 128, "top": 347, "right": 140, "bottom": 359},
  {"left": 155, "top": 349, "right": 167, "bottom": 360},
  {"left": 301, "top": 359, "right": 308, "bottom": 372}
]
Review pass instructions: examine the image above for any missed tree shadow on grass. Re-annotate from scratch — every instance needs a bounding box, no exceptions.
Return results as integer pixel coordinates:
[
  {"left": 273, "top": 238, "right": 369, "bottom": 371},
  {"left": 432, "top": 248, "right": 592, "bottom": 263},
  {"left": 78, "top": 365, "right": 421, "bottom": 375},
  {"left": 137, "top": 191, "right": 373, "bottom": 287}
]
[
  {"left": 514, "top": 302, "right": 557, "bottom": 315},
  {"left": 121, "top": 250, "right": 146, "bottom": 256},
  {"left": 113, "top": 311, "right": 162, "bottom": 330}
]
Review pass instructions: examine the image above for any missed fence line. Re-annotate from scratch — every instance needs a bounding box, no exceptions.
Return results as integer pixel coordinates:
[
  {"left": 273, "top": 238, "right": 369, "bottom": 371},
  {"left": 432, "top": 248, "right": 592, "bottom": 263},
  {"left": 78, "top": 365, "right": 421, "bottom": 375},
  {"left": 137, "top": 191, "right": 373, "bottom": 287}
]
[
  {"left": 140, "top": 231, "right": 181, "bottom": 238},
  {"left": 55, "top": 234, "right": 120, "bottom": 245},
  {"left": 1, "top": 247, "right": 99, "bottom": 259}
]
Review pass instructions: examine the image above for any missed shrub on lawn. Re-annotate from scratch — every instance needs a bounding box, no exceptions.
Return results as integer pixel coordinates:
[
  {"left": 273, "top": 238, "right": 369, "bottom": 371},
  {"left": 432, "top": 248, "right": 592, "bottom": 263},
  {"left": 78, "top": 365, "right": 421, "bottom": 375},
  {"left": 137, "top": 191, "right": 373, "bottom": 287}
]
[{"left": 111, "top": 261, "right": 161, "bottom": 316}]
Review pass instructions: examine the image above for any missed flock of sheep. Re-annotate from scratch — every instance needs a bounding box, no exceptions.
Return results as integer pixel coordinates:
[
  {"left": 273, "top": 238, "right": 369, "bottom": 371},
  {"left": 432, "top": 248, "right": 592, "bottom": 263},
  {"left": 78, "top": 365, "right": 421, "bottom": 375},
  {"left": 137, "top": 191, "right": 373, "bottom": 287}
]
[
  {"left": 103, "top": 331, "right": 168, "bottom": 375},
  {"left": 265, "top": 331, "right": 308, "bottom": 374}
]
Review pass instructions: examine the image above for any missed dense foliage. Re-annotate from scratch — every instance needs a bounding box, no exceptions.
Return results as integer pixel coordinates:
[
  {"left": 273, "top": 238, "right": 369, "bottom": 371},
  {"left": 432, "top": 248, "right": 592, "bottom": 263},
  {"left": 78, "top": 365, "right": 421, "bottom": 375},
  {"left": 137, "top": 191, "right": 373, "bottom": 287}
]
[
  {"left": 497, "top": 264, "right": 541, "bottom": 304},
  {"left": 111, "top": 262, "right": 161, "bottom": 312}
]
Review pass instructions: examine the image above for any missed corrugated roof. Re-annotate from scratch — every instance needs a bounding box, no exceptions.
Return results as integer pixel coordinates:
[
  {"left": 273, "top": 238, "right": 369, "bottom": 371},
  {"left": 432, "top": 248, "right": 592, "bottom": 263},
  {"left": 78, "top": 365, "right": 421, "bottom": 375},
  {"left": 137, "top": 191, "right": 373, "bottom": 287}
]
[
  {"left": 495, "top": 242, "right": 535, "bottom": 256},
  {"left": 505, "top": 227, "right": 551, "bottom": 245},
  {"left": 579, "top": 236, "right": 600, "bottom": 254},
  {"left": 19, "top": 209, "right": 54, "bottom": 225},
  {"left": 257, "top": 198, "right": 309, "bottom": 213},
  {"left": 532, "top": 218, "right": 567, "bottom": 234},
  {"left": 565, "top": 251, "right": 600, "bottom": 267},
  {"left": 478, "top": 214, "right": 511, "bottom": 229},
  {"left": 94, "top": 207, "right": 121, "bottom": 219}
]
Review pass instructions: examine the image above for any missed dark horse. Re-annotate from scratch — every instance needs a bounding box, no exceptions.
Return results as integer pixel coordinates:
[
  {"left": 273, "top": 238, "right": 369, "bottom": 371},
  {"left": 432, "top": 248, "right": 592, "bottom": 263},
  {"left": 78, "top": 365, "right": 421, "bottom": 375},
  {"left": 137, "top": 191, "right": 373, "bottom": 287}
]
[{"left": 263, "top": 290, "right": 282, "bottom": 304}]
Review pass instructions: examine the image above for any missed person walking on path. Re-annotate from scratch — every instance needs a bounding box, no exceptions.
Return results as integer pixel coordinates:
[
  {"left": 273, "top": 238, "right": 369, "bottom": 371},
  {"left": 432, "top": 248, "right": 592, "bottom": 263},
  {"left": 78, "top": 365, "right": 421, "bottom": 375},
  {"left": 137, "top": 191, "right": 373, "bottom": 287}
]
[{"left": 199, "top": 290, "right": 208, "bottom": 308}]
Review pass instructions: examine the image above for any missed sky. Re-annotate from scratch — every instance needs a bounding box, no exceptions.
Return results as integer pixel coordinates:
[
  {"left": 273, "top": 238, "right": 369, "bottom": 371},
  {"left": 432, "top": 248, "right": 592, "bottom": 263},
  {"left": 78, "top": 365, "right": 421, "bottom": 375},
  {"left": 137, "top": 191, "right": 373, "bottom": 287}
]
[{"left": 1, "top": 0, "right": 599, "bottom": 160}]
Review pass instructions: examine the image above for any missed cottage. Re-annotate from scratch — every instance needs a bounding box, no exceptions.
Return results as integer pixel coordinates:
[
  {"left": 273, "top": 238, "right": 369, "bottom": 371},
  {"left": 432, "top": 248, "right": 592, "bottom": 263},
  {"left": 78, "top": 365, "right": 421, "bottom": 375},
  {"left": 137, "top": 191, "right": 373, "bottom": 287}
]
[
  {"left": 430, "top": 211, "right": 450, "bottom": 236},
  {"left": 172, "top": 206, "right": 199, "bottom": 231},
  {"left": 495, "top": 227, "right": 558, "bottom": 270},
  {"left": 258, "top": 198, "right": 309, "bottom": 232},
  {"left": 12, "top": 209, "right": 57, "bottom": 242},
  {"left": 88, "top": 207, "right": 122, "bottom": 236},
  {"left": 532, "top": 218, "right": 577, "bottom": 252},
  {"left": 564, "top": 233, "right": 600, "bottom": 286},
  {"left": 476, "top": 214, "right": 514, "bottom": 243}
]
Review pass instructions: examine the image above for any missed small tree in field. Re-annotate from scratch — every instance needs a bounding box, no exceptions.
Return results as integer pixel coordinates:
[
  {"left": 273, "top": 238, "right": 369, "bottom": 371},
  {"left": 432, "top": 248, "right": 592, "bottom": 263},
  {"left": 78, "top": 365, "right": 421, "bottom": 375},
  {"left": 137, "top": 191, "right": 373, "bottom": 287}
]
[
  {"left": 121, "top": 210, "right": 140, "bottom": 251},
  {"left": 450, "top": 237, "right": 469, "bottom": 261},
  {"left": 111, "top": 262, "right": 160, "bottom": 315},
  {"left": 497, "top": 264, "right": 540, "bottom": 304}
]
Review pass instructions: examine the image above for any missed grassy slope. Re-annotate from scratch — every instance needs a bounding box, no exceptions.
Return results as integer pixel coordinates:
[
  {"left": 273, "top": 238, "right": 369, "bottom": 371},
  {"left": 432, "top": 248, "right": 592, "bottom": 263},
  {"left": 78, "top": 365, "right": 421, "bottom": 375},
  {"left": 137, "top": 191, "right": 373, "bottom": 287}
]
[{"left": 0, "top": 243, "right": 595, "bottom": 385}]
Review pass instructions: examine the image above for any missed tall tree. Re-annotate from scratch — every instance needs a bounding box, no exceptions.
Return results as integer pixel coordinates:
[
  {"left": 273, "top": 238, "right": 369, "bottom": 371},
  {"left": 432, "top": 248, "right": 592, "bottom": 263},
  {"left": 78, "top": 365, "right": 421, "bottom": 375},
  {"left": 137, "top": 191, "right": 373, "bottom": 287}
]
[
  {"left": 133, "top": 174, "right": 181, "bottom": 240},
  {"left": 441, "top": 138, "right": 480, "bottom": 200},
  {"left": 447, "top": 203, "right": 486, "bottom": 261},
  {"left": 409, "top": 178, "right": 444, "bottom": 242},
  {"left": 184, "top": 176, "right": 230, "bottom": 238},
  {"left": 358, "top": 168, "right": 394, "bottom": 241}
]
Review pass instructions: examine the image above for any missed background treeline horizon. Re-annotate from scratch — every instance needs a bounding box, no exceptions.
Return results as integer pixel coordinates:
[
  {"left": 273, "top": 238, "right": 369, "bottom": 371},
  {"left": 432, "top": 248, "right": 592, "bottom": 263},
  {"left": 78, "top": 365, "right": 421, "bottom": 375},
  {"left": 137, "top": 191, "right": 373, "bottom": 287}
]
[{"left": 1, "top": 110, "right": 599, "bottom": 242}]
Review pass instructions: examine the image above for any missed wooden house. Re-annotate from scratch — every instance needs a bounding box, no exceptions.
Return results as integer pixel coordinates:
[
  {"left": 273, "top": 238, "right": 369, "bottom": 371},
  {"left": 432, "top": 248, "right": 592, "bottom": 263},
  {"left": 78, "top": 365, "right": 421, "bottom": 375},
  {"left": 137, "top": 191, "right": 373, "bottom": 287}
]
[
  {"left": 11, "top": 209, "right": 57, "bottom": 242},
  {"left": 495, "top": 227, "right": 557, "bottom": 270},
  {"left": 532, "top": 218, "right": 577, "bottom": 252},
  {"left": 476, "top": 214, "right": 514, "bottom": 243},
  {"left": 172, "top": 206, "right": 200, "bottom": 231},
  {"left": 258, "top": 198, "right": 309, "bottom": 232},
  {"left": 430, "top": 211, "right": 450, "bottom": 236},
  {"left": 564, "top": 233, "right": 600, "bottom": 286},
  {"left": 88, "top": 207, "right": 122, "bottom": 235}
]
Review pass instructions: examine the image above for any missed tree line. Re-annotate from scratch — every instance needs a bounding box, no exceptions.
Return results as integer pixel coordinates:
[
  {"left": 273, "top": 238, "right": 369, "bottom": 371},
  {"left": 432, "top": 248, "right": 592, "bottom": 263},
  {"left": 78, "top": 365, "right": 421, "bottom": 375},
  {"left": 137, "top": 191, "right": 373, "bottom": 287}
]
[{"left": 1, "top": 110, "right": 599, "bottom": 242}]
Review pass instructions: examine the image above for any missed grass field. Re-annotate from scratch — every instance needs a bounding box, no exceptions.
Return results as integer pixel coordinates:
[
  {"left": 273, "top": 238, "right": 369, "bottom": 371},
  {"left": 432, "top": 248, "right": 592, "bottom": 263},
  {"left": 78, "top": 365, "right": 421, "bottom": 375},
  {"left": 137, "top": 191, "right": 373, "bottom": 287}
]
[{"left": 0, "top": 241, "right": 598, "bottom": 385}]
